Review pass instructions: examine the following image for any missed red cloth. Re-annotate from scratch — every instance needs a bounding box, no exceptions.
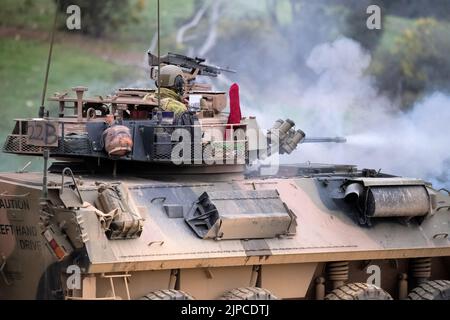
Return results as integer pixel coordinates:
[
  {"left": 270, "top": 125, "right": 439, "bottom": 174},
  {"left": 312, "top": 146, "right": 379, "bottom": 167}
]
[
  {"left": 227, "top": 83, "right": 242, "bottom": 125},
  {"left": 225, "top": 83, "right": 242, "bottom": 140}
]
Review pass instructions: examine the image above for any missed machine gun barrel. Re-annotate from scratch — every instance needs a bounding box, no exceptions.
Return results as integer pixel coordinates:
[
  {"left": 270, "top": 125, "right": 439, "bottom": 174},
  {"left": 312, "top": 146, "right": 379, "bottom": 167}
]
[
  {"left": 148, "top": 51, "right": 236, "bottom": 77},
  {"left": 302, "top": 137, "right": 347, "bottom": 143},
  {"left": 266, "top": 119, "right": 347, "bottom": 157}
]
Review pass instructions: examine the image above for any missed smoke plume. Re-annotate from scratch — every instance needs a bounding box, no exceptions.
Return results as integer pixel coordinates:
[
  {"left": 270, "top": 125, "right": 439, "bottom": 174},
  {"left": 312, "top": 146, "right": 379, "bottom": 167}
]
[{"left": 244, "top": 37, "right": 449, "bottom": 188}]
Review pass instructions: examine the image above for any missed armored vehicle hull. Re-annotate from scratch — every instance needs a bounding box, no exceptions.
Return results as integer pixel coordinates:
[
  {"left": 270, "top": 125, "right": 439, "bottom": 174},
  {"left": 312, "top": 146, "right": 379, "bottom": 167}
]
[
  {"left": 1, "top": 46, "right": 449, "bottom": 300},
  {"left": 1, "top": 164, "right": 449, "bottom": 300}
]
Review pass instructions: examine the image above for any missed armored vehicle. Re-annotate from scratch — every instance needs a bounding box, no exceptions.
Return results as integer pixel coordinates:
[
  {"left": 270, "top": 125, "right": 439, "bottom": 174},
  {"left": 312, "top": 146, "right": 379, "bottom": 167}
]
[{"left": 0, "top": 51, "right": 449, "bottom": 301}]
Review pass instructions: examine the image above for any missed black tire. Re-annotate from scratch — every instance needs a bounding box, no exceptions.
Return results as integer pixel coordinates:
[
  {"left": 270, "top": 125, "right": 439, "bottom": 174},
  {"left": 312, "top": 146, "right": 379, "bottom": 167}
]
[
  {"left": 140, "top": 289, "right": 194, "bottom": 300},
  {"left": 36, "top": 262, "right": 64, "bottom": 300},
  {"left": 408, "top": 280, "right": 450, "bottom": 300},
  {"left": 325, "top": 283, "right": 393, "bottom": 300},
  {"left": 219, "top": 287, "right": 279, "bottom": 300}
]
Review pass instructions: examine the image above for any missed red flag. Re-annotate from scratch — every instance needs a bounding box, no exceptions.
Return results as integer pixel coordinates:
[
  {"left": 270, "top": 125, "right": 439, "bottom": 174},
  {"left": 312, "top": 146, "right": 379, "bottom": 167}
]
[
  {"left": 225, "top": 83, "right": 242, "bottom": 140},
  {"left": 227, "top": 83, "right": 242, "bottom": 125}
]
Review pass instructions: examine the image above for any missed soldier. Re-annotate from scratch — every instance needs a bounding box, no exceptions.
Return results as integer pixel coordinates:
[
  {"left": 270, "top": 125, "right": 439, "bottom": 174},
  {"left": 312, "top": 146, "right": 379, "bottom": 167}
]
[{"left": 144, "top": 65, "right": 188, "bottom": 115}]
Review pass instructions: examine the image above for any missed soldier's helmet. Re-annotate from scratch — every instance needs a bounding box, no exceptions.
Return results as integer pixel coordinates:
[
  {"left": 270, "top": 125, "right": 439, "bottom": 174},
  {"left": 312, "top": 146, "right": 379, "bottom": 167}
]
[{"left": 156, "top": 65, "right": 185, "bottom": 95}]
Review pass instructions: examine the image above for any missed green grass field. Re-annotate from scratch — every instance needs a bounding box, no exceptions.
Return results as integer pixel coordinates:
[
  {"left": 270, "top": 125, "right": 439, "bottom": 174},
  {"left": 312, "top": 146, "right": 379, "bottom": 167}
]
[
  {"left": 0, "top": 0, "right": 182, "bottom": 172},
  {"left": 0, "top": 37, "right": 135, "bottom": 122},
  {"left": 0, "top": 36, "right": 137, "bottom": 171}
]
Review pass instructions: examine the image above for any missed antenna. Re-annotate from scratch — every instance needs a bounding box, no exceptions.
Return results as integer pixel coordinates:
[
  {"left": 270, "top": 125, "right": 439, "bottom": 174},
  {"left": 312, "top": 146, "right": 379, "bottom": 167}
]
[
  {"left": 39, "top": 0, "right": 59, "bottom": 118},
  {"left": 157, "top": 0, "right": 161, "bottom": 108},
  {"left": 17, "top": 161, "right": 32, "bottom": 174},
  {"left": 40, "top": 0, "right": 59, "bottom": 201}
]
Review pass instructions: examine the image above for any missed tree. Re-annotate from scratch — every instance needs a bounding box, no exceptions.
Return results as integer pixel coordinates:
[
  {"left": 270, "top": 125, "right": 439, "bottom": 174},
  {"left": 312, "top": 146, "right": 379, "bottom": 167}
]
[
  {"left": 380, "top": 0, "right": 450, "bottom": 21},
  {"left": 374, "top": 18, "right": 450, "bottom": 109}
]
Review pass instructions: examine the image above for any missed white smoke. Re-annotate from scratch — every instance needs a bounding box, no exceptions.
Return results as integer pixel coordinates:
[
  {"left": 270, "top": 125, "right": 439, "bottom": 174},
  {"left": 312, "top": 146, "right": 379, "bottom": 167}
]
[{"left": 246, "top": 37, "right": 450, "bottom": 188}]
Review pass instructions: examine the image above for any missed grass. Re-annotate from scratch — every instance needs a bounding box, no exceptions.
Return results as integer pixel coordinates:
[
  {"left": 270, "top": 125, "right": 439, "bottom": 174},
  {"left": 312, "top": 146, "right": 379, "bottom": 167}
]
[
  {"left": 0, "top": 36, "right": 136, "bottom": 172},
  {"left": 0, "top": 0, "right": 195, "bottom": 172}
]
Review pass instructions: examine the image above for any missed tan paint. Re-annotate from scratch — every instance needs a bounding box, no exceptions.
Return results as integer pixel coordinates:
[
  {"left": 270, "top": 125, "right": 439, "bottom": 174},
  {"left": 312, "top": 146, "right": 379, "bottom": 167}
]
[
  {"left": 82, "top": 275, "right": 96, "bottom": 299},
  {"left": 260, "top": 263, "right": 318, "bottom": 298},
  {"left": 0, "top": 182, "right": 56, "bottom": 299},
  {"left": 74, "top": 177, "right": 450, "bottom": 274},
  {"left": 1, "top": 172, "right": 450, "bottom": 299},
  {"left": 87, "top": 247, "right": 450, "bottom": 273},
  {"left": 95, "top": 270, "right": 171, "bottom": 300},
  {"left": 398, "top": 273, "right": 408, "bottom": 299},
  {"left": 179, "top": 266, "right": 253, "bottom": 299},
  {"left": 0, "top": 209, "right": 15, "bottom": 259}
]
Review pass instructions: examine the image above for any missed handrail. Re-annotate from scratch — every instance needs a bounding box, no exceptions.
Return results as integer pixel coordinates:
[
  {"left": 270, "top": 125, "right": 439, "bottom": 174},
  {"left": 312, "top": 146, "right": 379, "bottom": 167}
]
[{"left": 60, "top": 167, "right": 83, "bottom": 203}]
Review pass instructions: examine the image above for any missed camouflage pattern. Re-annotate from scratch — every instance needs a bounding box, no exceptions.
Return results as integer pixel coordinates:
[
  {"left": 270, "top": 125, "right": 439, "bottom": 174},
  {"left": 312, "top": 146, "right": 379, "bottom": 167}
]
[{"left": 143, "top": 87, "right": 187, "bottom": 115}]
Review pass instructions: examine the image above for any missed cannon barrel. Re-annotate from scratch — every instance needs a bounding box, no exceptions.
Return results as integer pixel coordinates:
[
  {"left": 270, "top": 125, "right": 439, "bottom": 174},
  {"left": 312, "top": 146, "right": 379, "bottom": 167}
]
[{"left": 302, "top": 137, "right": 347, "bottom": 143}]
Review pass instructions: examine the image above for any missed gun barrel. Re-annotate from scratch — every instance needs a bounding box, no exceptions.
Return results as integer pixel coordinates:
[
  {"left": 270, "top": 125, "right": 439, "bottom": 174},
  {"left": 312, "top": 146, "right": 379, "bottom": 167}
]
[
  {"left": 148, "top": 51, "right": 236, "bottom": 77},
  {"left": 302, "top": 137, "right": 347, "bottom": 143}
]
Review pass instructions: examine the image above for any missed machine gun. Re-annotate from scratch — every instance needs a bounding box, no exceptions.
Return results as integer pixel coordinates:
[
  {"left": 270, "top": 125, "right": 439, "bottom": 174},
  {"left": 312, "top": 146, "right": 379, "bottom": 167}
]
[
  {"left": 267, "top": 119, "right": 346, "bottom": 156},
  {"left": 148, "top": 51, "right": 236, "bottom": 80}
]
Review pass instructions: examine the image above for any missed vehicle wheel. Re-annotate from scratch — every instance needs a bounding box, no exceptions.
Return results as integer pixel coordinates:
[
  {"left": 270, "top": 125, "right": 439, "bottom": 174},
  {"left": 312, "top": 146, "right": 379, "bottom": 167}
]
[
  {"left": 408, "top": 280, "right": 450, "bottom": 300},
  {"left": 140, "top": 289, "right": 194, "bottom": 300},
  {"left": 219, "top": 287, "right": 279, "bottom": 300},
  {"left": 324, "top": 283, "right": 393, "bottom": 300}
]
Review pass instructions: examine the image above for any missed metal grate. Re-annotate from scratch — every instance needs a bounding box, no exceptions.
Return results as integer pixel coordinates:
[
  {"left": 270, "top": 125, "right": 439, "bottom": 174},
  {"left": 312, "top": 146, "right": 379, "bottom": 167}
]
[
  {"left": 3, "top": 135, "right": 43, "bottom": 154},
  {"left": 3, "top": 134, "right": 93, "bottom": 156},
  {"left": 53, "top": 136, "right": 92, "bottom": 155},
  {"left": 3, "top": 123, "right": 249, "bottom": 165},
  {"left": 151, "top": 140, "right": 247, "bottom": 164}
]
